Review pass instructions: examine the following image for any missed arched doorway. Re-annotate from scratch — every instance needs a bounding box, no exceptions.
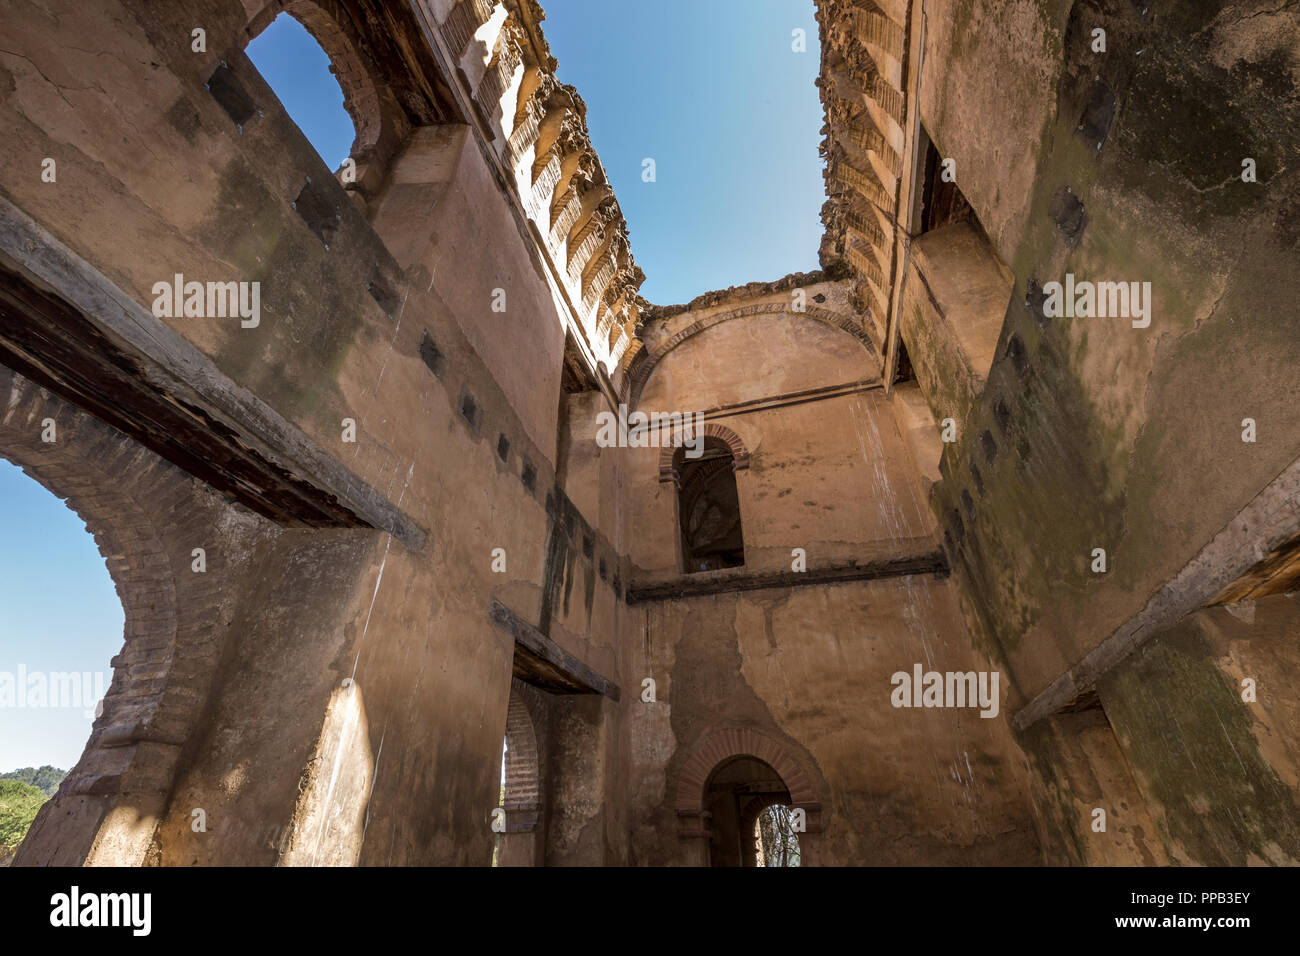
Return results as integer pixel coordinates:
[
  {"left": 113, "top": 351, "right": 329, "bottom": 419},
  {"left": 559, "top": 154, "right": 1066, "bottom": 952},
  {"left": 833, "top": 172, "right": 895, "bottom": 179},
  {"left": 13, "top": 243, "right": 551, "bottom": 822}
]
[
  {"left": 704, "top": 755, "right": 795, "bottom": 867},
  {"left": 675, "top": 726, "right": 823, "bottom": 866}
]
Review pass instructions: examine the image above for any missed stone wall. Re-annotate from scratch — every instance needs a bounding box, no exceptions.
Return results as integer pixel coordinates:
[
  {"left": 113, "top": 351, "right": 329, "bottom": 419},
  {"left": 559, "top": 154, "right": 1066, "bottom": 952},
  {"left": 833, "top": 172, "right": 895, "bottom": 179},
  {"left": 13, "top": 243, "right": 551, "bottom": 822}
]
[
  {"left": 818, "top": 0, "right": 1300, "bottom": 864},
  {"left": 1, "top": 0, "right": 631, "bottom": 866},
  {"left": 2, "top": 367, "right": 274, "bottom": 865}
]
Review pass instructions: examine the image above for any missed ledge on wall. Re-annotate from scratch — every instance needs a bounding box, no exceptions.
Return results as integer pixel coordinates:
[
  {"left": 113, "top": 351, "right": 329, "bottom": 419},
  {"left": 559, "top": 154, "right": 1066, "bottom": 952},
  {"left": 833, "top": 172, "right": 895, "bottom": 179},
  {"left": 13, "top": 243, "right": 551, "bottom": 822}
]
[
  {"left": 907, "top": 219, "right": 1015, "bottom": 407},
  {"left": 627, "top": 542, "right": 948, "bottom": 604}
]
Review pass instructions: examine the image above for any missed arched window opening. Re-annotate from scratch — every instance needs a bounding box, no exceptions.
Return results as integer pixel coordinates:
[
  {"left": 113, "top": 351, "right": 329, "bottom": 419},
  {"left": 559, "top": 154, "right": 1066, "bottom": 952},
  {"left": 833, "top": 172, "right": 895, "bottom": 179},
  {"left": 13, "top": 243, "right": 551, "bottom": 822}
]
[
  {"left": 754, "top": 805, "right": 801, "bottom": 867},
  {"left": 246, "top": 13, "right": 357, "bottom": 172},
  {"left": 675, "top": 436, "right": 745, "bottom": 573},
  {"left": 0, "top": 460, "right": 121, "bottom": 865}
]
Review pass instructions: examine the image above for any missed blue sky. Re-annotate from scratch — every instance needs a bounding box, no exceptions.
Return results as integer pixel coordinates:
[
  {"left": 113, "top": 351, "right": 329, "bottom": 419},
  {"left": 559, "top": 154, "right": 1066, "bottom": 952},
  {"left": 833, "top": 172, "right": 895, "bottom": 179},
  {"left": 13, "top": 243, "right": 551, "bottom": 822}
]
[
  {"left": 3, "top": 3, "right": 824, "bottom": 773},
  {"left": 247, "top": 1, "right": 825, "bottom": 304},
  {"left": 542, "top": 0, "right": 824, "bottom": 303},
  {"left": 247, "top": 16, "right": 355, "bottom": 171},
  {"left": 0, "top": 460, "right": 123, "bottom": 771}
]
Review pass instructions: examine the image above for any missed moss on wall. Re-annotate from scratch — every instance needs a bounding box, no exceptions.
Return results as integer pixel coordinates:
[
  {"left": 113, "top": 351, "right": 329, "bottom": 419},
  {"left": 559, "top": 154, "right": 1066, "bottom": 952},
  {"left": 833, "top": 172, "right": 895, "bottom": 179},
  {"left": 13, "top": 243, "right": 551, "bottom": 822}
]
[{"left": 1099, "top": 619, "right": 1300, "bottom": 865}]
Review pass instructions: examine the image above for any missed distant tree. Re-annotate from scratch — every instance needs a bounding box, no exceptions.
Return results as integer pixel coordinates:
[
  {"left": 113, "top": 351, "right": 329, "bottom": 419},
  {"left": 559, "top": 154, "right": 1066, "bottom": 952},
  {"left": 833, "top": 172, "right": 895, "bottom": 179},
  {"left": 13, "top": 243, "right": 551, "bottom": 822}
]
[
  {"left": 755, "top": 804, "right": 801, "bottom": 867},
  {"left": 0, "top": 779, "right": 48, "bottom": 864},
  {"left": 0, "top": 766, "right": 67, "bottom": 797}
]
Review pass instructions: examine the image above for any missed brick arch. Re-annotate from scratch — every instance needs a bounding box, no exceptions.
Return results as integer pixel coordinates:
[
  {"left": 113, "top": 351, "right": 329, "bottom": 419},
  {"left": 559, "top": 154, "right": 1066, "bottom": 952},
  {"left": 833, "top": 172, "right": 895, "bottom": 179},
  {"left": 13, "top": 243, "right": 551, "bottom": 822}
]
[
  {"left": 621, "top": 302, "right": 876, "bottom": 406},
  {"left": 675, "top": 726, "right": 820, "bottom": 820},
  {"left": 658, "top": 423, "right": 750, "bottom": 483},
  {"left": 503, "top": 687, "right": 540, "bottom": 828},
  {"left": 246, "top": 2, "right": 379, "bottom": 159},
  {"left": 288, "top": 2, "right": 383, "bottom": 158},
  {"left": 1, "top": 370, "right": 176, "bottom": 796},
  {"left": 1, "top": 367, "right": 260, "bottom": 865},
  {"left": 243, "top": 0, "right": 448, "bottom": 189}
]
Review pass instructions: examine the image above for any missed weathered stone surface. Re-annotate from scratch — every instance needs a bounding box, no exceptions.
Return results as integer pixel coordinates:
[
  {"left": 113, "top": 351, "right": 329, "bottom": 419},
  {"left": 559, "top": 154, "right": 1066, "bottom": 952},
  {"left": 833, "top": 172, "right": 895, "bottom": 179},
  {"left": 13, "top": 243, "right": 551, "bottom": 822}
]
[{"left": 1, "top": 0, "right": 1296, "bottom": 868}]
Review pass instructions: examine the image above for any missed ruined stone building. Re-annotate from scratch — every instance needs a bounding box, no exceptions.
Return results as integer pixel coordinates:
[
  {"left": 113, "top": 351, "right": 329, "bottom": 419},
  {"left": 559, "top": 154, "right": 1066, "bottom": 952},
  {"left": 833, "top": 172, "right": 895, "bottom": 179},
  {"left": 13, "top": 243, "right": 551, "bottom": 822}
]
[{"left": 1, "top": 0, "right": 1297, "bottom": 866}]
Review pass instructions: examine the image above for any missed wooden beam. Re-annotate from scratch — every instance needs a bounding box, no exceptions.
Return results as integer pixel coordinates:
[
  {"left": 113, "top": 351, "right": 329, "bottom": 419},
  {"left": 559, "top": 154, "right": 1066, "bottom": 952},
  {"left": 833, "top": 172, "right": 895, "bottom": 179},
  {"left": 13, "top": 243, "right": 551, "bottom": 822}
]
[
  {"left": 489, "top": 600, "right": 620, "bottom": 701},
  {"left": 627, "top": 551, "right": 948, "bottom": 604},
  {"left": 0, "top": 196, "right": 426, "bottom": 550},
  {"left": 1013, "top": 454, "right": 1300, "bottom": 731}
]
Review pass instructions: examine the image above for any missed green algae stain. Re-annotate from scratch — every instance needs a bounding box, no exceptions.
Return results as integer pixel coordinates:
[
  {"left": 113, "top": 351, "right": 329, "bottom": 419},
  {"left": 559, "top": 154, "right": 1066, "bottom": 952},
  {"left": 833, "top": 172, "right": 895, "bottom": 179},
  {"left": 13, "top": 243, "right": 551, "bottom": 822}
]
[{"left": 1100, "top": 624, "right": 1300, "bottom": 865}]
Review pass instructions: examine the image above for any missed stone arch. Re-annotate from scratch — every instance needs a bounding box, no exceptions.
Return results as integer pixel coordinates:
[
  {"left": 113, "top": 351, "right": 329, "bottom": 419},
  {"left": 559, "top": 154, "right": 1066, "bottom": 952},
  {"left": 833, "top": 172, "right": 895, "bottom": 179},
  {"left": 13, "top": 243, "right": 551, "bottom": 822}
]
[
  {"left": 242, "top": 0, "right": 453, "bottom": 196},
  {"left": 622, "top": 302, "right": 876, "bottom": 406},
  {"left": 1, "top": 367, "right": 261, "bottom": 865},
  {"left": 676, "top": 726, "right": 819, "bottom": 815},
  {"left": 246, "top": 2, "right": 380, "bottom": 159},
  {"left": 658, "top": 423, "right": 751, "bottom": 483},
  {"left": 675, "top": 726, "right": 824, "bottom": 865},
  {"left": 502, "top": 687, "right": 540, "bottom": 830},
  {"left": 287, "top": 2, "right": 384, "bottom": 159}
]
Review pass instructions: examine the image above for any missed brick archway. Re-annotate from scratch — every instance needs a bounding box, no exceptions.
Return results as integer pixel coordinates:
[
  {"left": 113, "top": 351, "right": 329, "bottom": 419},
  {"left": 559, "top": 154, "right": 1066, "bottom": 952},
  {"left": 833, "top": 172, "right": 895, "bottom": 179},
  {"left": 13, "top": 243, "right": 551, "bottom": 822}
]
[
  {"left": 1, "top": 366, "right": 265, "bottom": 865},
  {"left": 246, "top": 2, "right": 383, "bottom": 159},
  {"left": 675, "top": 726, "right": 823, "bottom": 843},
  {"left": 502, "top": 687, "right": 540, "bottom": 831},
  {"left": 242, "top": 0, "right": 457, "bottom": 197},
  {"left": 657, "top": 423, "right": 751, "bottom": 483}
]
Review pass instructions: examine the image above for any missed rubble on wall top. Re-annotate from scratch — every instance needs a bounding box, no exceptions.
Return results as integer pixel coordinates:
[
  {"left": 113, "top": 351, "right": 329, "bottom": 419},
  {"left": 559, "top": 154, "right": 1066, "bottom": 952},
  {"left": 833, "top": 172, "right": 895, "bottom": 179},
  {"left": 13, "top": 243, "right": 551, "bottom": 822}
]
[{"left": 640, "top": 270, "right": 840, "bottom": 323}]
